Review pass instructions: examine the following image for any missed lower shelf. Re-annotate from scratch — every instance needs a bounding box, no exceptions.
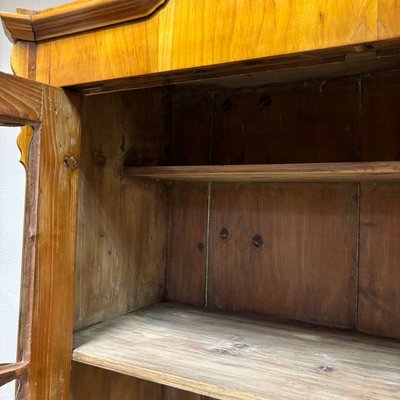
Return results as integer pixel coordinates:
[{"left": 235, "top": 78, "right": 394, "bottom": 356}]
[{"left": 73, "top": 303, "right": 400, "bottom": 400}]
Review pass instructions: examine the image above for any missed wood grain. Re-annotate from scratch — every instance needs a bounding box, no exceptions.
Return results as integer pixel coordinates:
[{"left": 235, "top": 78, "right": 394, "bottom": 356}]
[
  {"left": 208, "top": 183, "right": 358, "bottom": 328},
  {"left": 211, "top": 79, "right": 358, "bottom": 164},
  {"left": 71, "top": 362, "right": 162, "bottom": 400},
  {"left": 0, "top": 362, "right": 29, "bottom": 388},
  {"left": 28, "top": 87, "right": 82, "bottom": 400},
  {"left": 10, "top": 41, "right": 36, "bottom": 80},
  {"left": 34, "top": 0, "right": 384, "bottom": 87},
  {"left": 0, "top": 12, "right": 33, "bottom": 41},
  {"left": 0, "top": 71, "right": 42, "bottom": 126},
  {"left": 378, "top": 0, "right": 400, "bottom": 39},
  {"left": 71, "top": 363, "right": 213, "bottom": 400},
  {"left": 73, "top": 302, "right": 400, "bottom": 400},
  {"left": 166, "top": 184, "right": 208, "bottom": 306},
  {"left": 1, "top": 0, "right": 167, "bottom": 42},
  {"left": 358, "top": 184, "right": 400, "bottom": 339},
  {"left": 75, "top": 90, "right": 169, "bottom": 329},
  {"left": 10, "top": 41, "right": 37, "bottom": 169},
  {"left": 124, "top": 162, "right": 400, "bottom": 182},
  {"left": 360, "top": 71, "right": 400, "bottom": 161},
  {"left": 70, "top": 45, "right": 400, "bottom": 95}
]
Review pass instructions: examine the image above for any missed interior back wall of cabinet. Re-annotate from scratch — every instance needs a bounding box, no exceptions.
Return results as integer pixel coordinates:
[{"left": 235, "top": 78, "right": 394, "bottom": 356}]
[{"left": 75, "top": 70, "right": 400, "bottom": 339}]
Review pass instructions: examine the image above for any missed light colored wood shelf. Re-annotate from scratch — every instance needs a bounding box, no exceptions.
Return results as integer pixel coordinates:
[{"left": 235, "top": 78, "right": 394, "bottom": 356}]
[
  {"left": 123, "top": 161, "right": 400, "bottom": 183},
  {"left": 73, "top": 303, "right": 400, "bottom": 400}
]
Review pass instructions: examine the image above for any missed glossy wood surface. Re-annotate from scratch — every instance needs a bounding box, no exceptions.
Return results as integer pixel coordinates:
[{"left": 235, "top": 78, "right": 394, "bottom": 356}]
[
  {"left": 73, "top": 303, "right": 400, "bottom": 400},
  {"left": 1, "top": 0, "right": 166, "bottom": 42},
  {"left": 30, "top": 0, "right": 400, "bottom": 87},
  {"left": 0, "top": 71, "right": 42, "bottom": 125}
]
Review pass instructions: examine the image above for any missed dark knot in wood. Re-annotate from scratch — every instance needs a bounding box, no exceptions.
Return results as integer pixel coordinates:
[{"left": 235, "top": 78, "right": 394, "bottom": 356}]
[
  {"left": 64, "top": 155, "right": 79, "bottom": 169},
  {"left": 220, "top": 227, "right": 230, "bottom": 241},
  {"left": 252, "top": 234, "right": 264, "bottom": 248}
]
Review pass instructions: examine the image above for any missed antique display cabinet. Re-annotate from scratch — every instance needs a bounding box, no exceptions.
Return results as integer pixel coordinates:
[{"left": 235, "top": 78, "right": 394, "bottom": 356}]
[{"left": 1, "top": 0, "right": 400, "bottom": 399}]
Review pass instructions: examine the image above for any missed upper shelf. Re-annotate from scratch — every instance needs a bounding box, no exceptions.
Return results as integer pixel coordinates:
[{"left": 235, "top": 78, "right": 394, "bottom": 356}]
[
  {"left": 73, "top": 302, "right": 400, "bottom": 400},
  {"left": 0, "top": 0, "right": 166, "bottom": 42},
  {"left": 123, "top": 162, "right": 400, "bottom": 183}
]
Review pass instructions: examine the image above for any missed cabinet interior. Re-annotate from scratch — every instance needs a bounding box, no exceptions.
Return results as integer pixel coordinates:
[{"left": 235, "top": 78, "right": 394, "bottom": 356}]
[{"left": 71, "top": 68, "right": 400, "bottom": 399}]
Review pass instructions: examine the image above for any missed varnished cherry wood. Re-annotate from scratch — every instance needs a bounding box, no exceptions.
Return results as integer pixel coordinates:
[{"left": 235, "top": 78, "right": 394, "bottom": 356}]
[
  {"left": 0, "top": 362, "right": 29, "bottom": 388},
  {"left": 0, "top": 71, "right": 42, "bottom": 126},
  {"left": 124, "top": 162, "right": 400, "bottom": 182},
  {"left": 33, "top": 0, "right": 399, "bottom": 87},
  {"left": 1, "top": 0, "right": 166, "bottom": 42},
  {"left": 73, "top": 303, "right": 400, "bottom": 400},
  {"left": 0, "top": 12, "right": 33, "bottom": 41}
]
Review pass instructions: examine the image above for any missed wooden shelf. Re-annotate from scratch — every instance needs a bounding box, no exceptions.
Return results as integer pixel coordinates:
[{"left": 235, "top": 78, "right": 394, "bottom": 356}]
[
  {"left": 73, "top": 303, "right": 400, "bottom": 400},
  {"left": 123, "top": 161, "right": 400, "bottom": 183}
]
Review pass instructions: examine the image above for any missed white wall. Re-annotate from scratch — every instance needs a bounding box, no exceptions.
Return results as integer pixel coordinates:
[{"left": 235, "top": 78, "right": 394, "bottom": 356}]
[{"left": 0, "top": 1, "right": 65, "bottom": 398}]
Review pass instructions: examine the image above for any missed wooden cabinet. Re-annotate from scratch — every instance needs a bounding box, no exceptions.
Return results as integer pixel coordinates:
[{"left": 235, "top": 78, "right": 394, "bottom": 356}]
[{"left": 1, "top": 1, "right": 400, "bottom": 399}]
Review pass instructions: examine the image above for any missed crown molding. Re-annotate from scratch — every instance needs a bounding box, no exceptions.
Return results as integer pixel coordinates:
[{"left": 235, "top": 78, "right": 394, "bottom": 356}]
[{"left": 1, "top": 0, "right": 167, "bottom": 42}]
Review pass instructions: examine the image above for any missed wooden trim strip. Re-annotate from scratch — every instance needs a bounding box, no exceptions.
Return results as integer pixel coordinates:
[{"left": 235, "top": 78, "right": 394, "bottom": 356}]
[
  {"left": 0, "top": 12, "right": 34, "bottom": 42},
  {"left": 0, "top": 362, "right": 29, "bottom": 388},
  {"left": 124, "top": 162, "right": 400, "bottom": 183},
  {"left": 1, "top": 0, "right": 167, "bottom": 42},
  {"left": 0, "top": 71, "right": 43, "bottom": 126}
]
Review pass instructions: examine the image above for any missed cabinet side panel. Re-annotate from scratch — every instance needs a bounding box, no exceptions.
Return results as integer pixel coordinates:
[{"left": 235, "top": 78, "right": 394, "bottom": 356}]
[
  {"left": 75, "top": 90, "right": 169, "bottom": 330},
  {"left": 358, "top": 184, "right": 400, "bottom": 339},
  {"left": 208, "top": 183, "right": 358, "bottom": 328},
  {"left": 29, "top": 89, "right": 82, "bottom": 400}
]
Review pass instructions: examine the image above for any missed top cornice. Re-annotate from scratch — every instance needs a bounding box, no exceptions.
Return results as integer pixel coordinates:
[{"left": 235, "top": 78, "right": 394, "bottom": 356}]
[{"left": 0, "top": 0, "right": 167, "bottom": 42}]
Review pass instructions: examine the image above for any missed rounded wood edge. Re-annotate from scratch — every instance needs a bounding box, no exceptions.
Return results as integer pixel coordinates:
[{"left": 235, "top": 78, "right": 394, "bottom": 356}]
[
  {"left": 10, "top": 41, "right": 37, "bottom": 171},
  {"left": 1, "top": 0, "right": 167, "bottom": 42},
  {"left": 17, "top": 127, "right": 34, "bottom": 170}
]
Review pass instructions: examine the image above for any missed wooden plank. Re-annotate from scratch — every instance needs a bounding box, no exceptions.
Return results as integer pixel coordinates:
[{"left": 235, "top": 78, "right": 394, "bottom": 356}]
[
  {"left": 71, "top": 363, "right": 212, "bottom": 400},
  {"left": 211, "top": 78, "right": 358, "bottom": 165},
  {"left": 75, "top": 89, "right": 169, "bottom": 330},
  {"left": 70, "top": 45, "right": 400, "bottom": 95},
  {"left": 73, "top": 303, "right": 400, "bottom": 400},
  {"left": 0, "top": 362, "right": 29, "bottom": 388},
  {"left": 124, "top": 162, "right": 400, "bottom": 182},
  {"left": 71, "top": 362, "right": 162, "bottom": 400},
  {"left": 360, "top": 71, "right": 400, "bottom": 161},
  {"left": 162, "top": 387, "right": 203, "bottom": 400},
  {"left": 208, "top": 183, "right": 358, "bottom": 328},
  {"left": 74, "top": 94, "right": 121, "bottom": 329},
  {"left": 0, "top": 71, "right": 42, "bottom": 126},
  {"left": 168, "top": 87, "right": 212, "bottom": 165},
  {"left": 28, "top": 87, "right": 82, "bottom": 400},
  {"left": 358, "top": 184, "right": 400, "bottom": 339},
  {"left": 34, "top": 0, "right": 382, "bottom": 87},
  {"left": 166, "top": 183, "right": 208, "bottom": 306}
]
